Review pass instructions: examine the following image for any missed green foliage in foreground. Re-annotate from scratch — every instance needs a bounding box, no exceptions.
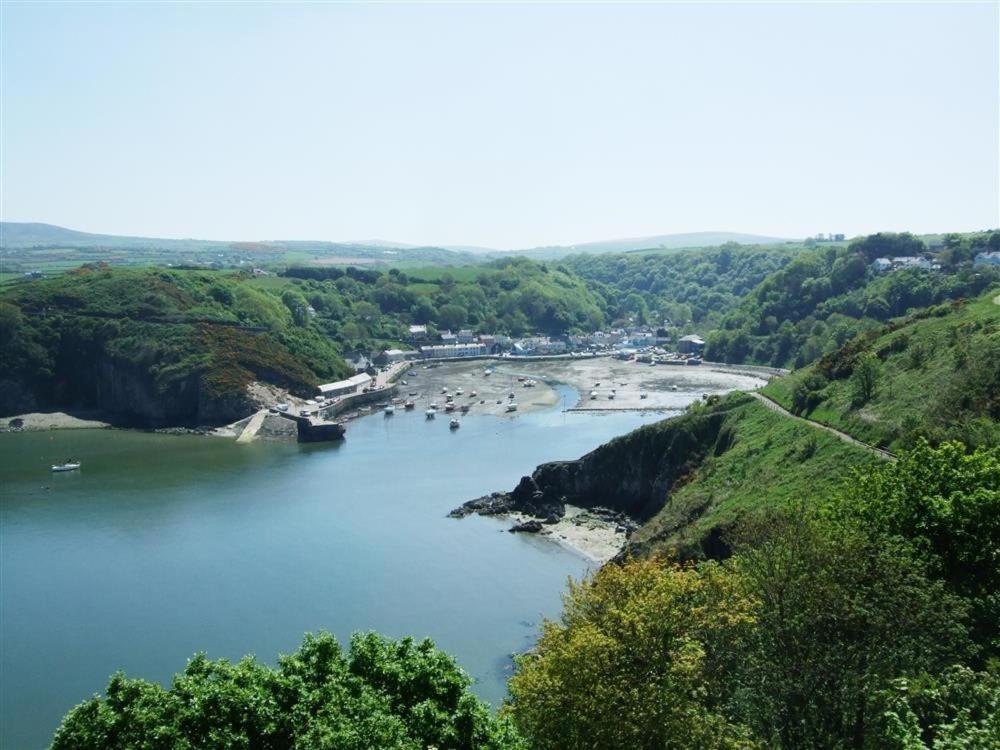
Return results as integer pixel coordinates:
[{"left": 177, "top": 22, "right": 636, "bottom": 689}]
[
  {"left": 51, "top": 631, "right": 523, "bottom": 750},
  {"left": 764, "top": 291, "right": 1000, "bottom": 450},
  {"left": 506, "top": 441, "right": 1000, "bottom": 750}
]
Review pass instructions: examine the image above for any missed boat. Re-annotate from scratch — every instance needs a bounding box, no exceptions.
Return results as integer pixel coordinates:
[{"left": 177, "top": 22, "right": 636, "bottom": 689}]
[
  {"left": 401, "top": 380, "right": 408, "bottom": 385},
  {"left": 470, "top": 390, "right": 477, "bottom": 397},
  {"left": 429, "top": 401, "right": 438, "bottom": 409},
  {"left": 449, "top": 418, "right": 461, "bottom": 429},
  {"left": 460, "top": 404, "right": 470, "bottom": 413},
  {"left": 506, "top": 402, "right": 518, "bottom": 412},
  {"left": 51, "top": 460, "right": 81, "bottom": 472},
  {"left": 384, "top": 404, "right": 395, "bottom": 414},
  {"left": 608, "top": 393, "right": 615, "bottom": 400},
  {"left": 484, "top": 369, "right": 492, "bottom": 376},
  {"left": 671, "top": 385, "right": 679, "bottom": 391},
  {"left": 590, "top": 391, "right": 598, "bottom": 400},
  {"left": 404, "top": 400, "right": 415, "bottom": 410},
  {"left": 517, "top": 376, "right": 525, "bottom": 382},
  {"left": 409, "top": 391, "right": 418, "bottom": 396},
  {"left": 456, "top": 388, "right": 463, "bottom": 395},
  {"left": 445, "top": 403, "right": 456, "bottom": 412},
  {"left": 425, "top": 409, "right": 437, "bottom": 418},
  {"left": 640, "top": 392, "right": 648, "bottom": 399},
  {"left": 441, "top": 387, "right": 449, "bottom": 394}
]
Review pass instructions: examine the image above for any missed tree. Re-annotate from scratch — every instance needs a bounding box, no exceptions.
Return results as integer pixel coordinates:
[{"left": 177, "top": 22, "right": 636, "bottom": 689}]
[
  {"left": 437, "top": 303, "right": 467, "bottom": 331},
  {"left": 832, "top": 441, "right": 1000, "bottom": 658},
  {"left": 51, "top": 632, "right": 524, "bottom": 750},
  {"left": 506, "top": 558, "right": 760, "bottom": 750},
  {"left": 730, "top": 511, "right": 971, "bottom": 750},
  {"left": 850, "top": 351, "right": 880, "bottom": 405}
]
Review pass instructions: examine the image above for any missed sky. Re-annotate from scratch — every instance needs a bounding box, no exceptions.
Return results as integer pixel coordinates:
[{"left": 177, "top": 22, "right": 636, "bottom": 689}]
[{"left": 1, "top": 1, "right": 998, "bottom": 249}]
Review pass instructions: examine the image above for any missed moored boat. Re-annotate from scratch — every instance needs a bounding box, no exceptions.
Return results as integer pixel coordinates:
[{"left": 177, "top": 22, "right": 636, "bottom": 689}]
[
  {"left": 404, "top": 400, "right": 415, "bottom": 409},
  {"left": 425, "top": 408, "right": 437, "bottom": 418},
  {"left": 384, "top": 404, "right": 395, "bottom": 414},
  {"left": 51, "top": 460, "right": 81, "bottom": 472},
  {"left": 449, "top": 418, "right": 461, "bottom": 429},
  {"left": 506, "top": 402, "right": 518, "bottom": 412}
]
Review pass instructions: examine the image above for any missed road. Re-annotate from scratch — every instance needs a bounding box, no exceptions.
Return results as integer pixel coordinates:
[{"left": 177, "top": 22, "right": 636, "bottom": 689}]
[{"left": 749, "top": 391, "right": 896, "bottom": 462}]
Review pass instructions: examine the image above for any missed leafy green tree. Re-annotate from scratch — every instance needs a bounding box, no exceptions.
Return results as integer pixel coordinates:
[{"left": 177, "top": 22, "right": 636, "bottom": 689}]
[
  {"left": 506, "top": 558, "right": 761, "bottom": 750},
  {"left": 51, "top": 631, "right": 524, "bottom": 750},
  {"left": 832, "top": 441, "right": 1000, "bottom": 658},
  {"left": 438, "top": 303, "right": 468, "bottom": 331},
  {"left": 865, "top": 666, "right": 1000, "bottom": 749},
  {"left": 850, "top": 351, "right": 881, "bottom": 404},
  {"left": 730, "top": 511, "right": 971, "bottom": 750}
]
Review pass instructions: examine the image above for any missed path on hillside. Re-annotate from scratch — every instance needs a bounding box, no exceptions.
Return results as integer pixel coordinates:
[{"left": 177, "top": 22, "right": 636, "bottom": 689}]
[{"left": 749, "top": 392, "right": 896, "bottom": 462}]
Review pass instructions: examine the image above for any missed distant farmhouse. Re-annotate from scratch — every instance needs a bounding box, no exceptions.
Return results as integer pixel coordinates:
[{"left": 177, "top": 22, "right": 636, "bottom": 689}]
[
  {"left": 677, "top": 334, "right": 705, "bottom": 355},
  {"left": 871, "top": 256, "right": 939, "bottom": 273}
]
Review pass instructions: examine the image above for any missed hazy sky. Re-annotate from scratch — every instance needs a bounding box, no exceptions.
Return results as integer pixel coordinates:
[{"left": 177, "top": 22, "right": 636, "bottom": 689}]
[{"left": 2, "top": 2, "right": 997, "bottom": 249}]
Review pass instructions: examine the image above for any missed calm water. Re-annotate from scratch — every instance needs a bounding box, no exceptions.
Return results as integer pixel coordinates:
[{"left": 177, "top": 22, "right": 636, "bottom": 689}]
[{"left": 1, "top": 386, "right": 668, "bottom": 749}]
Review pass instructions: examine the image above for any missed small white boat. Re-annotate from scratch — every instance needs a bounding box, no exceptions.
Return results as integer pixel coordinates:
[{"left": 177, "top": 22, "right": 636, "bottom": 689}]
[
  {"left": 456, "top": 388, "right": 464, "bottom": 395},
  {"left": 506, "top": 402, "right": 518, "bottom": 412},
  {"left": 401, "top": 380, "right": 408, "bottom": 385},
  {"left": 404, "top": 401, "right": 415, "bottom": 410},
  {"left": 445, "top": 403, "right": 456, "bottom": 412},
  {"left": 384, "top": 404, "right": 395, "bottom": 414},
  {"left": 671, "top": 385, "right": 679, "bottom": 391},
  {"left": 449, "top": 418, "right": 461, "bottom": 429},
  {"left": 51, "top": 461, "right": 81, "bottom": 472},
  {"left": 640, "top": 392, "right": 648, "bottom": 399},
  {"left": 470, "top": 390, "right": 477, "bottom": 397},
  {"left": 590, "top": 391, "right": 598, "bottom": 400},
  {"left": 484, "top": 369, "right": 492, "bottom": 376},
  {"left": 608, "top": 393, "right": 615, "bottom": 400},
  {"left": 425, "top": 409, "right": 437, "bottom": 418},
  {"left": 441, "top": 387, "right": 448, "bottom": 394},
  {"left": 429, "top": 401, "right": 438, "bottom": 409}
]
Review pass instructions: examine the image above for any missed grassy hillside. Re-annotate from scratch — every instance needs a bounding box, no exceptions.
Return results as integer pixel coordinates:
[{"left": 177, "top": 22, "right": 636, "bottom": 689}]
[
  {"left": 762, "top": 290, "right": 1000, "bottom": 451},
  {"left": 623, "top": 393, "right": 879, "bottom": 558}
]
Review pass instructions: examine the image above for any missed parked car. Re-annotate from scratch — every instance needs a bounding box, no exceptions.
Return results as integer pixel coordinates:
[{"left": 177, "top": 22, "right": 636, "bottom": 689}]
[{"left": 276, "top": 403, "right": 289, "bottom": 412}]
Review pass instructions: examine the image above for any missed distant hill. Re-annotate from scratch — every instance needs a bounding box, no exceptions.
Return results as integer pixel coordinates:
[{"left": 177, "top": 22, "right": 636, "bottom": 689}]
[
  {"left": 0, "top": 222, "right": 790, "bottom": 255},
  {"left": 518, "top": 231, "right": 793, "bottom": 258}
]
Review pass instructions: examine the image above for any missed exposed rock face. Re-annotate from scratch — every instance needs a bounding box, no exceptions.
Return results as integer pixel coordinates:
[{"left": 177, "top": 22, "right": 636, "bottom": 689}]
[
  {"left": 451, "top": 401, "right": 741, "bottom": 561},
  {"left": 3, "top": 353, "right": 256, "bottom": 427}
]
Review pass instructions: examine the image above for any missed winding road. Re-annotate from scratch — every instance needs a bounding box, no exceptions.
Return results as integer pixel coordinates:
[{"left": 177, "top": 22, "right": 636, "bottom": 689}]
[{"left": 749, "top": 391, "right": 897, "bottom": 462}]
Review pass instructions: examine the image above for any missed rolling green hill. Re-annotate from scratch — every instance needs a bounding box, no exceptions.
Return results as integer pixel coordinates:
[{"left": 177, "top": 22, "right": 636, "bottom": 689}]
[
  {"left": 705, "top": 231, "right": 1000, "bottom": 367},
  {"left": 762, "top": 290, "right": 1000, "bottom": 451},
  {"left": 0, "top": 267, "right": 351, "bottom": 424}
]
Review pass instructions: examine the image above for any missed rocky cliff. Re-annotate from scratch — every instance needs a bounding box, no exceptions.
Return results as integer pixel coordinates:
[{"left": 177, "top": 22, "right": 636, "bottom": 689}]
[{"left": 452, "top": 394, "right": 743, "bottom": 557}]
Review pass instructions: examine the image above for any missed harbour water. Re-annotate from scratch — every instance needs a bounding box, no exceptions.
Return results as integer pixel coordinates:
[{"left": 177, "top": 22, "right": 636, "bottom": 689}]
[{"left": 1, "top": 385, "right": 673, "bottom": 749}]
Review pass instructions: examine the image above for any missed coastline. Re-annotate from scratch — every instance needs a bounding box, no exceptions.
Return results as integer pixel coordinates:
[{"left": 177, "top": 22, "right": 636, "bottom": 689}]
[
  {"left": 2, "top": 411, "right": 112, "bottom": 432},
  {"left": 509, "top": 505, "right": 629, "bottom": 565}
]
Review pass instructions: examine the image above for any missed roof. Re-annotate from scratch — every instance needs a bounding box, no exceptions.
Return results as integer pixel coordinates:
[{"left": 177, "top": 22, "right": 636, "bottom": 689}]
[
  {"left": 679, "top": 334, "right": 705, "bottom": 344},
  {"left": 384, "top": 349, "right": 407, "bottom": 356},
  {"left": 408, "top": 324, "right": 427, "bottom": 333},
  {"left": 318, "top": 373, "right": 371, "bottom": 394}
]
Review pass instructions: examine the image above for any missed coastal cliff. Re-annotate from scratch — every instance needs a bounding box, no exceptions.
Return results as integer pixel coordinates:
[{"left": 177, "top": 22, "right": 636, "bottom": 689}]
[{"left": 453, "top": 392, "right": 877, "bottom": 560}]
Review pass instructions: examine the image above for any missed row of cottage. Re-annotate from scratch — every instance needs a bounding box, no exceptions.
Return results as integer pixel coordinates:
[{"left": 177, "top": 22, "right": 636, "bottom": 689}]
[
  {"left": 871, "top": 251, "right": 1000, "bottom": 273},
  {"left": 370, "top": 326, "right": 705, "bottom": 364}
]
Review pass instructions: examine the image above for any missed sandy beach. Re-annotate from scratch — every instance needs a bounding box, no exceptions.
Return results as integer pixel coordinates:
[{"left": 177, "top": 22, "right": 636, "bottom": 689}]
[{"left": 2, "top": 411, "right": 111, "bottom": 432}]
